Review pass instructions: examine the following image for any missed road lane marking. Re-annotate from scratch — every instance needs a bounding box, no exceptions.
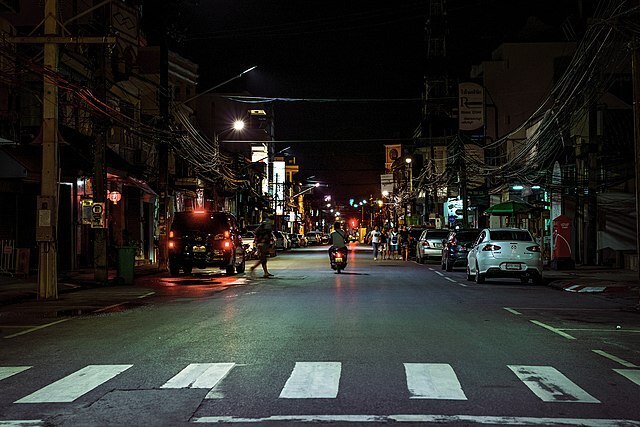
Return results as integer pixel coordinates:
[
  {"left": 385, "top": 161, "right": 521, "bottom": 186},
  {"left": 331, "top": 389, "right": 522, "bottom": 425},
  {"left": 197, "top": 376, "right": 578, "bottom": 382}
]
[
  {"left": 614, "top": 369, "right": 640, "bottom": 387},
  {"left": 530, "top": 320, "right": 576, "bottom": 340},
  {"left": 161, "top": 363, "right": 236, "bottom": 399},
  {"left": 193, "top": 414, "right": 640, "bottom": 425},
  {"left": 592, "top": 350, "right": 638, "bottom": 368},
  {"left": 0, "top": 367, "right": 31, "bottom": 381},
  {"left": 508, "top": 365, "right": 600, "bottom": 403},
  {"left": 434, "top": 271, "right": 444, "bottom": 277},
  {"left": 279, "top": 362, "right": 341, "bottom": 398},
  {"left": 404, "top": 363, "right": 467, "bottom": 400},
  {"left": 14, "top": 364, "right": 132, "bottom": 403},
  {"left": 503, "top": 307, "right": 522, "bottom": 315},
  {"left": 456, "top": 282, "right": 468, "bottom": 287},
  {"left": 562, "top": 328, "right": 640, "bottom": 333},
  {"left": 3, "top": 319, "right": 70, "bottom": 339},
  {"left": 0, "top": 421, "right": 44, "bottom": 426},
  {"left": 444, "top": 277, "right": 456, "bottom": 283},
  {"left": 137, "top": 292, "right": 155, "bottom": 299}
]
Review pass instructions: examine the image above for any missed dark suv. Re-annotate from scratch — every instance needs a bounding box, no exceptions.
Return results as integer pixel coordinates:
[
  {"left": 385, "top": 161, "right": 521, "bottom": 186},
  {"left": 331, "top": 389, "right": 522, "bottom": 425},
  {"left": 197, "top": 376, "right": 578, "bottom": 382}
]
[
  {"left": 441, "top": 228, "right": 479, "bottom": 272},
  {"left": 168, "top": 211, "right": 246, "bottom": 276}
]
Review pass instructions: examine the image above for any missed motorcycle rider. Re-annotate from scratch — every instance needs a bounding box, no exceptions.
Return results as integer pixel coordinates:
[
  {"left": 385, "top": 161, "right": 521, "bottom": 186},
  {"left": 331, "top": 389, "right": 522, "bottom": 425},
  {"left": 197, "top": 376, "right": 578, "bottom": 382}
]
[{"left": 328, "top": 221, "right": 348, "bottom": 258}]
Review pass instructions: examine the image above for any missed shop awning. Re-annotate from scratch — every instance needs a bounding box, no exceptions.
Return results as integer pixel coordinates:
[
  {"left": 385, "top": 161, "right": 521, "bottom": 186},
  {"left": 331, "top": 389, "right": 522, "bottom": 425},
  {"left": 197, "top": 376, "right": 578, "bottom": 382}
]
[{"left": 484, "top": 200, "right": 537, "bottom": 216}]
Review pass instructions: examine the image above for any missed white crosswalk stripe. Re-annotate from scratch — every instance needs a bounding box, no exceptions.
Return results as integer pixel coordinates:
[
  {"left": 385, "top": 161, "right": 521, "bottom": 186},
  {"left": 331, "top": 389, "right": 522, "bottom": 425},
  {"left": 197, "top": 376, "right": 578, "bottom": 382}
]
[
  {"left": 14, "top": 364, "right": 132, "bottom": 404},
  {"left": 279, "top": 362, "right": 341, "bottom": 398},
  {"left": 614, "top": 369, "right": 640, "bottom": 387},
  {"left": 508, "top": 365, "right": 600, "bottom": 403},
  {"left": 404, "top": 363, "right": 467, "bottom": 400},
  {"left": 0, "top": 367, "right": 31, "bottom": 382},
  {"left": 161, "top": 363, "right": 236, "bottom": 399}
]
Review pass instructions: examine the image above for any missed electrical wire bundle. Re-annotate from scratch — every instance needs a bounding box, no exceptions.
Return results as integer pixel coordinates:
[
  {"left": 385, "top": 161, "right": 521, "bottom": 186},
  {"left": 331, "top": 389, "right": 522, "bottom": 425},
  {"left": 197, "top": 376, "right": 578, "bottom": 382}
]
[{"left": 452, "top": 0, "right": 637, "bottom": 191}]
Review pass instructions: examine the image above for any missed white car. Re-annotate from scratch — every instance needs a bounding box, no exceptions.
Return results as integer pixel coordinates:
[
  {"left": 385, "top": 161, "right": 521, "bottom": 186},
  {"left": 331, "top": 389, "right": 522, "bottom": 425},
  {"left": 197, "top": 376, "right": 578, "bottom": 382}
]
[
  {"left": 305, "top": 231, "right": 323, "bottom": 245},
  {"left": 466, "top": 228, "right": 542, "bottom": 284}
]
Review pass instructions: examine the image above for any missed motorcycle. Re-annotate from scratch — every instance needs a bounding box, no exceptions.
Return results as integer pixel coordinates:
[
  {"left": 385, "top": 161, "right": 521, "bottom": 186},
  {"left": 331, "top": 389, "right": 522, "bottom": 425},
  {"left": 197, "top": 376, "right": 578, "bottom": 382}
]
[{"left": 329, "top": 246, "right": 348, "bottom": 273}]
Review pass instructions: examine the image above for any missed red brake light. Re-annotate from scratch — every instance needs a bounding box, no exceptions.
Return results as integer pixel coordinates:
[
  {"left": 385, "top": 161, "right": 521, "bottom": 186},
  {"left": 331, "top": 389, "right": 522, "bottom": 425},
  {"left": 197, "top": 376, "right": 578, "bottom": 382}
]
[
  {"left": 193, "top": 210, "right": 206, "bottom": 215},
  {"left": 526, "top": 245, "right": 541, "bottom": 252},
  {"left": 482, "top": 244, "right": 501, "bottom": 251},
  {"left": 169, "top": 231, "right": 174, "bottom": 238},
  {"left": 224, "top": 230, "right": 230, "bottom": 238},
  {"left": 223, "top": 240, "right": 231, "bottom": 249},
  {"left": 168, "top": 241, "right": 175, "bottom": 249}
]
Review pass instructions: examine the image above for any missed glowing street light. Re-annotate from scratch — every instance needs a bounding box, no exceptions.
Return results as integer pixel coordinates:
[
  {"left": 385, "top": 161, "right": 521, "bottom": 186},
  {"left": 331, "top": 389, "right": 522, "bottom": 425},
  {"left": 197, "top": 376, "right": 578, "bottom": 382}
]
[{"left": 233, "top": 120, "right": 245, "bottom": 131}]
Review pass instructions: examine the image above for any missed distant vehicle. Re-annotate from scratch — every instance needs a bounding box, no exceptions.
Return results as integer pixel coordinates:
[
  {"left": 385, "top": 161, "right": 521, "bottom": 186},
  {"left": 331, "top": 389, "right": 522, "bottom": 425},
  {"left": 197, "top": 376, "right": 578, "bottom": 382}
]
[
  {"left": 168, "top": 211, "right": 245, "bottom": 276},
  {"left": 441, "top": 229, "right": 480, "bottom": 271},
  {"left": 416, "top": 229, "right": 450, "bottom": 263},
  {"left": 305, "top": 231, "right": 323, "bottom": 245},
  {"left": 282, "top": 232, "right": 293, "bottom": 249},
  {"left": 321, "top": 234, "right": 330, "bottom": 245},
  {"left": 274, "top": 231, "right": 290, "bottom": 250},
  {"left": 466, "top": 228, "right": 542, "bottom": 284},
  {"left": 295, "top": 234, "right": 308, "bottom": 247}
]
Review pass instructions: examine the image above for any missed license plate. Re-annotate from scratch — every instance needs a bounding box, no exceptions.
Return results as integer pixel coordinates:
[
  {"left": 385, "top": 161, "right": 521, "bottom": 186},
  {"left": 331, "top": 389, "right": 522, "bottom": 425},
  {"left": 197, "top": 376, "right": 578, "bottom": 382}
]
[
  {"left": 193, "top": 246, "right": 206, "bottom": 253},
  {"left": 335, "top": 257, "right": 343, "bottom": 263},
  {"left": 505, "top": 263, "right": 521, "bottom": 270}
]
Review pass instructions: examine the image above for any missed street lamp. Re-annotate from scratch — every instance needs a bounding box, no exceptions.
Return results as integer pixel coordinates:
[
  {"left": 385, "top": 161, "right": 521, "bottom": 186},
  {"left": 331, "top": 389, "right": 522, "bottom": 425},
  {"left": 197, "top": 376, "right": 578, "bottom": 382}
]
[
  {"left": 405, "top": 157, "right": 413, "bottom": 192},
  {"left": 233, "top": 119, "right": 245, "bottom": 131}
]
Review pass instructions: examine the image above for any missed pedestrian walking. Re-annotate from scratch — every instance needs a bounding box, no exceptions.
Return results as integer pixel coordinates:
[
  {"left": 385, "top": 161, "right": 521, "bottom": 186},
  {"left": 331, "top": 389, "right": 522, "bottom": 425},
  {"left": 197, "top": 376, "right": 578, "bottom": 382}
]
[
  {"left": 400, "top": 225, "right": 410, "bottom": 261},
  {"left": 367, "top": 226, "right": 382, "bottom": 260},
  {"left": 250, "top": 215, "right": 275, "bottom": 278},
  {"left": 379, "top": 229, "right": 388, "bottom": 260},
  {"left": 389, "top": 227, "right": 399, "bottom": 260}
]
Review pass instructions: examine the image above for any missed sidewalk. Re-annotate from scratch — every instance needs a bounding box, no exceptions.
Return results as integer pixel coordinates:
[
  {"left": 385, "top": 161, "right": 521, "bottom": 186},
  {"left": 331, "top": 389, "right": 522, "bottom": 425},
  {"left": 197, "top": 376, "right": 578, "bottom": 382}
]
[
  {"left": 0, "top": 263, "right": 163, "bottom": 307},
  {"left": 543, "top": 265, "right": 639, "bottom": 294}
]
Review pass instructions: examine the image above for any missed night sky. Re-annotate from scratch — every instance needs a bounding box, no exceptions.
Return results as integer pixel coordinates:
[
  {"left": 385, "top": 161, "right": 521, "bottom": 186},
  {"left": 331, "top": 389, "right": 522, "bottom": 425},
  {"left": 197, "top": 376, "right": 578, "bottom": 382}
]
[{"left": 145, "top": 0, "right": 579, "bottom": 202}]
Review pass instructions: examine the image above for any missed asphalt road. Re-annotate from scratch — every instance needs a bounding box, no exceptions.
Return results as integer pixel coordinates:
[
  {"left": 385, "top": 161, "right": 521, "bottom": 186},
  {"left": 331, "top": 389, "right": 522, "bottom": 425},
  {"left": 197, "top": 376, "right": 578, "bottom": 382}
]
[{"left": 1, "top": 244, "right": 639, "bottom": 426}]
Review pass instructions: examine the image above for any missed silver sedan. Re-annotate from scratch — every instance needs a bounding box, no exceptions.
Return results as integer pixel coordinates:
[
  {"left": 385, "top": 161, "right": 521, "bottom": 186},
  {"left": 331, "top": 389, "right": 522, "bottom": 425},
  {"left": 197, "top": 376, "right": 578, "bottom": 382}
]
[{"left": 466, "top": 228, "right": 542, "bottom": 284}]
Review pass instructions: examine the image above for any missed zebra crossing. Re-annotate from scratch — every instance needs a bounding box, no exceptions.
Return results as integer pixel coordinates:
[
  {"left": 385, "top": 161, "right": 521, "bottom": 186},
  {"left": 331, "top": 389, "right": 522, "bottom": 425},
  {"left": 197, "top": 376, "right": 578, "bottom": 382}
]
[{"left": 1, "top": 361, "right": 639, "bottom": 405}]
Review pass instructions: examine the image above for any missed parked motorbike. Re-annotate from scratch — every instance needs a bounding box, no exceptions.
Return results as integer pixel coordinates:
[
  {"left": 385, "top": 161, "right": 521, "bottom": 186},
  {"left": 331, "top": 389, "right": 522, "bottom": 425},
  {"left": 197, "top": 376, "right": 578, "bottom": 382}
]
[{"left": 329, "top": 246, "right": 348, "bottom": 273}]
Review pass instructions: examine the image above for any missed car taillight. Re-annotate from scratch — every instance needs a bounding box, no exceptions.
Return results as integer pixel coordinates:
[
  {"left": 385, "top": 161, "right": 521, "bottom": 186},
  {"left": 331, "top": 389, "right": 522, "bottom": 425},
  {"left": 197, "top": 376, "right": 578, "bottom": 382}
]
[
  {"left": 482, "top": 244, "right": 501, "bottom": 251},
  {"left": 223, "top": 240, "right": 231, "bottom": 249},
  {"left": 526, "top": 245, "right": 541, "bottom": 252},
  {"left": 422, "top": 241, "right": 430, "bottom": 248},
  {"left": 224, "top": 230, "right": 230, "bottom": 238},
  {"left": 168, "top": 241, "right": 175, "bottom": 249},
  {"left": 169, "top": 230, "right": 174, "bottom": 238},
  {"left": 451, "top": 238, "right": 457, "bottom": 246}
]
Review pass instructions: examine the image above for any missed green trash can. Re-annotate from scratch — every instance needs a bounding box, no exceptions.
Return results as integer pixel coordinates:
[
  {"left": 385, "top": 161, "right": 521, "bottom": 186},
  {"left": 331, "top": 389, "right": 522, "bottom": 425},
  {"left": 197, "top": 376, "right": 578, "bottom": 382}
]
[{"left": 116, "top": 246, "right": 136, "bottom": 285}]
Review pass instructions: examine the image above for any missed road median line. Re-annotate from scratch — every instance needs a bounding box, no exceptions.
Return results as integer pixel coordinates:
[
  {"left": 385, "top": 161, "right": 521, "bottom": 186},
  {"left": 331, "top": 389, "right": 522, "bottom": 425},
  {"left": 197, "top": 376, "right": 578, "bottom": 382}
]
[{"left": 530, "top": 320, "right": 576, "bottom": 340}]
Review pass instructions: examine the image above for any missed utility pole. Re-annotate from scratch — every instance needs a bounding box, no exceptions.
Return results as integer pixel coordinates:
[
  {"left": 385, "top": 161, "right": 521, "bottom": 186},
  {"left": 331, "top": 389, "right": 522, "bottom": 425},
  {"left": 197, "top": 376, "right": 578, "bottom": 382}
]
[
  {"left": 37, "top": 0, "right": 60, "bottom": 299},
  {"left": 10, "top": 0, "right": 115, "bottom": 298}
]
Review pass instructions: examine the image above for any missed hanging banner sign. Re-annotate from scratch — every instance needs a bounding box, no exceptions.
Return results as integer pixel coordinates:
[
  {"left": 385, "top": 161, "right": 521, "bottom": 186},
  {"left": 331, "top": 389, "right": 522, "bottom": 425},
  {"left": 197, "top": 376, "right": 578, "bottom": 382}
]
[{"left": 458, "top": 82, "right": 484, "bottom": 131}]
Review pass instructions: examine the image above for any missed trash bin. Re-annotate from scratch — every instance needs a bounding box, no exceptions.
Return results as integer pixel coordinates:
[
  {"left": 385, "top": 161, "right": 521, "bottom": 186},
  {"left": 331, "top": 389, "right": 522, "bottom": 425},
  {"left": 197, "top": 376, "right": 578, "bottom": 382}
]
[{"left": 116, "top": 246, "right": 136, "bottom": 285}]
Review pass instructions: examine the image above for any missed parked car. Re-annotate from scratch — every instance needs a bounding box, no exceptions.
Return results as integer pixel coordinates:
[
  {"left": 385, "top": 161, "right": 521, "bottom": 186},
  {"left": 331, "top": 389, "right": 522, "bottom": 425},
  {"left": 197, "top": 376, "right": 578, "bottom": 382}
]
[
  {"left": 168, "top": 211, "right": 245, "bottom": 276},
  {"left": 295, "top": 234, "right": 308, "bottom": 247},
  {"left": 274, "top": 230, "right": 290, "bottom": 250},
  {"left": 441, "top": 228, "right": 479, "bottom": 271},
  {"left": 305, "top": 231, "right": 323, "bottom": 245},
  {"left": 416, "top": 229, "right": 450, "bottom": 263},
  {"left": 466, "top": 228, "right": 542, "bottom": 284},
  {"left": 282, "top": 232, "right": 293, "bottom": 249}
]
